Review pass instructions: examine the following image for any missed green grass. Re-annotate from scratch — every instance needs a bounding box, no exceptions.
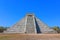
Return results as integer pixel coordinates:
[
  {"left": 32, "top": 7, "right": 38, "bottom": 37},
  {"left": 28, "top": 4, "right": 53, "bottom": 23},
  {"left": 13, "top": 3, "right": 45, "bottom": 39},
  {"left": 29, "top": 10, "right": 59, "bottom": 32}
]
[{"left": 0, "top": 36, "right": 10, "bottom": 40}]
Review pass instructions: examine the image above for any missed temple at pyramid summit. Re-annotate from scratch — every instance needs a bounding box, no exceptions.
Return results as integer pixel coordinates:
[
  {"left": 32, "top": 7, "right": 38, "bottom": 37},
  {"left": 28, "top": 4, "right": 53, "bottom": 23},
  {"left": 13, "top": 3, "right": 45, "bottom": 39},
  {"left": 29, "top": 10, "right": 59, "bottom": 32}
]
[{"left": 4, "top": 14, "right": 57, "bottom": 34}]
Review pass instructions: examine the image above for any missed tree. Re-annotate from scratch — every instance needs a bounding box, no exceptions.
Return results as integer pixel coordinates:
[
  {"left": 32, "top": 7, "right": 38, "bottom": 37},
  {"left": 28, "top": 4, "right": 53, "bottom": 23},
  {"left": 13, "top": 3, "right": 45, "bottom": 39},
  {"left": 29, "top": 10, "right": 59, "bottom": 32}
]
[
  {"left": 53, "top": 26, "right": 60, "bottom": 33},
  {"left": 0, "top": 26, "right": 7, "bottom": 33}
]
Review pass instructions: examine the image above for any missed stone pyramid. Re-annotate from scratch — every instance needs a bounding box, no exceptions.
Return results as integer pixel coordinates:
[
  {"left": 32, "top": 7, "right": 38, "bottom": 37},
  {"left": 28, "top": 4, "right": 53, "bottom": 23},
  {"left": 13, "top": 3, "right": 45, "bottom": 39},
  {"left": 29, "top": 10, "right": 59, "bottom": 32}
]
[{"left": 4, "top": 14, "right": 57, "bottom": 34}]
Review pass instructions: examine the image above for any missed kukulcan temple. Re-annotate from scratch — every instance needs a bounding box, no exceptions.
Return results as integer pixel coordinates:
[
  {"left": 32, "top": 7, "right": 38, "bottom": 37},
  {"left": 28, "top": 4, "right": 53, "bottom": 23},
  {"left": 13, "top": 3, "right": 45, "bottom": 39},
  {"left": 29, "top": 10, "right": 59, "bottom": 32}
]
[{"left": 4, "top": 14, "right": 57, "bottom": 34}]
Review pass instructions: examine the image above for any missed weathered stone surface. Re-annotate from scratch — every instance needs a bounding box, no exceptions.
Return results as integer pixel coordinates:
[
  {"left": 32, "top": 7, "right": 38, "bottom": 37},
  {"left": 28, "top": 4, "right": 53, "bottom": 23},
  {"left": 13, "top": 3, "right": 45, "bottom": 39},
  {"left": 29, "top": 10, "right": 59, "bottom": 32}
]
[
  {"left": 26, "top": 14, "right": 36, "bottom": 34},
  {"left": 4, "top": 14, "right": 57, "bottom": 34}
]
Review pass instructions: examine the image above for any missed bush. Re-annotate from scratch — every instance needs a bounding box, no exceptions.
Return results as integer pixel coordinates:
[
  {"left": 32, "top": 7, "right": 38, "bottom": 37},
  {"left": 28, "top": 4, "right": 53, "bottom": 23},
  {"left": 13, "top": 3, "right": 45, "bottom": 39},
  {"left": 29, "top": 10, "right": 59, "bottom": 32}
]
[
  {"left": 0, "top": 26, "right": 7, "bottom": 33},
  {"left": 53, "top": 26, "right": 60, "bottom": 33}
]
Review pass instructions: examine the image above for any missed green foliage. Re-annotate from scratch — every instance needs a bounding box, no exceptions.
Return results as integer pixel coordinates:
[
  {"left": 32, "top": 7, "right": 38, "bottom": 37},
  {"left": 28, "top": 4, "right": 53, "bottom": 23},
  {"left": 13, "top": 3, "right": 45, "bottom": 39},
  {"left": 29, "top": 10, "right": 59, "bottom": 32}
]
[
  {"left": 53, "top": 26, "right": 59, "bottom": 30},
  {"left": 0, "top": 26, "right": 7, "bottom": 33},
  {"left": 53, "top": 26, "right": 60, "bottom": 33}
]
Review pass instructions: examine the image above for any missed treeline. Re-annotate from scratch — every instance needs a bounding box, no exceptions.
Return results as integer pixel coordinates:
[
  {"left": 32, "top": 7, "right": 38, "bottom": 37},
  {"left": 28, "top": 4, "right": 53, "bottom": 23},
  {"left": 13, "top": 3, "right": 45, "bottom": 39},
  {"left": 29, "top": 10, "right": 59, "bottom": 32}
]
[
  {"left": 0, "top": 26, "right": 9, "bottom": 33},
  {"left": 52, "top": 26, "right": 60, "bottom": 33}
]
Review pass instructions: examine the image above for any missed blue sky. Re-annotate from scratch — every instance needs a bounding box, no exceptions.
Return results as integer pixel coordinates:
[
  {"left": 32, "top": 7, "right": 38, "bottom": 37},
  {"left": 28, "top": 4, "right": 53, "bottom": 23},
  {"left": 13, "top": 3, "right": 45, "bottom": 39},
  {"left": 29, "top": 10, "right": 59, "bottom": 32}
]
[{"left": 0, "top": 0, "right": 60, "bottom": 27}]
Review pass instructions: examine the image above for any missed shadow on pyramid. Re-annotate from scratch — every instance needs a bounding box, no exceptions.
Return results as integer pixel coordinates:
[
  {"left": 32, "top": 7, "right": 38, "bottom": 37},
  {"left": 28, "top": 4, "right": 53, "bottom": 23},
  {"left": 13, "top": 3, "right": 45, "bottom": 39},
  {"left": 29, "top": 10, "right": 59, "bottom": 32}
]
[{"left": 4, "top": 14, "right": 57, "bottom": 34}]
